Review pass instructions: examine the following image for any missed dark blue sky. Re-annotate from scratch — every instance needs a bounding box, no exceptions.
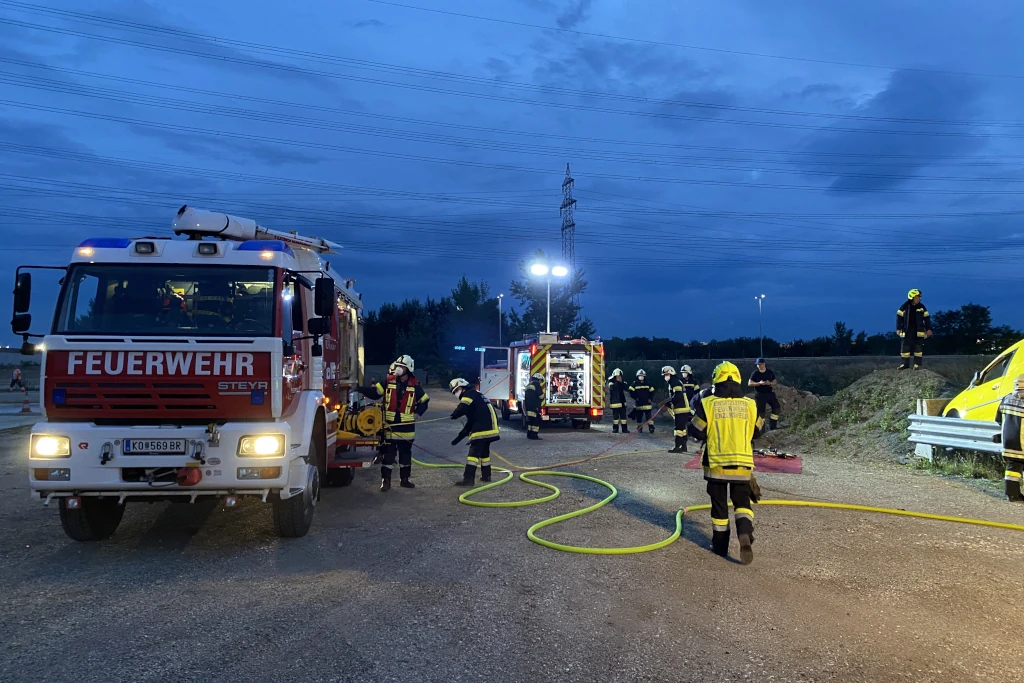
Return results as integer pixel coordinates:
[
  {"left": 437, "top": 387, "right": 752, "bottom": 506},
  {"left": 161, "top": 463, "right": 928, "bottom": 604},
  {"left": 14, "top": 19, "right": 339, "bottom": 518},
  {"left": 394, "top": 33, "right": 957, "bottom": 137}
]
[{"left": 2, "top": 0, "right": 1023, "bottom": 344}]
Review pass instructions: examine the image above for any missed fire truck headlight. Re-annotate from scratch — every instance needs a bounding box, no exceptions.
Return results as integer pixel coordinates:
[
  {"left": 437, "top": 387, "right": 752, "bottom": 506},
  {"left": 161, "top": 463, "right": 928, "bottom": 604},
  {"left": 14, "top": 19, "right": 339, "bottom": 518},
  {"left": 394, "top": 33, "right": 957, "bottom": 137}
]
[
  {"left": 239, "top": 434, "right": 286, "bottom": 457},
  {"left": 31, "top": 435, "right": 71, "bottom": 458}
]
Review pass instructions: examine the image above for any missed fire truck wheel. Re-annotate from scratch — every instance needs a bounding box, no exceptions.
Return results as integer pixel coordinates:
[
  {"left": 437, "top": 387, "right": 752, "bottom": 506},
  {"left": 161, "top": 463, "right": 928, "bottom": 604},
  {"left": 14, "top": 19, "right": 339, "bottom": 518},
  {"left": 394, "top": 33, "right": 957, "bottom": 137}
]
[
  {"left": 58, "top": 497, "right": 125, "bottom": 542},
  {"left": 501, "top": 401, "right": 511, "bottom": 421},
  {"left": 272, "top": 445, "right": 319, "bottom": 538},
  {"left": 326, "top": 466, "right": 354, "bottom": 487}
]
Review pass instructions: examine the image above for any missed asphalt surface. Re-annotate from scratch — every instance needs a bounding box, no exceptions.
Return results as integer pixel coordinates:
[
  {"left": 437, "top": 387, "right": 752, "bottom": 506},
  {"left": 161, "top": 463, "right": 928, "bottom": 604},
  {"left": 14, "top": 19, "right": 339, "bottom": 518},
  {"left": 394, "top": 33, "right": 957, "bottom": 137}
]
[{"left": 3, "top": 394, "right": 1024, "bottom": 682}]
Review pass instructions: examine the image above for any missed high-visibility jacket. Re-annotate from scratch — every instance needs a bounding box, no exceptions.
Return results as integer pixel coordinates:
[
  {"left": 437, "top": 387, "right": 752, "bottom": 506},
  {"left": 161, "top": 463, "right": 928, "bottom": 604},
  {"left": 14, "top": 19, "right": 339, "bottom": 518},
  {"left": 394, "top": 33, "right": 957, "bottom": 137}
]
[
  {"left": 452, "top": 389, "right": 500, "bottom": 443},
  {"left": 627, "top": 380, "right": 655, "bottom": 411},
  {"left": 359, "top": 374, "right": 429, "bottom": 435},
  {"left": 896, "top": 300, "right": 932, "bottom": 338},
  {"left": 608, "top": 379, "right": 628, "bottom": 409},
  {"left": 666, "top": 376, "right": 690, "bottom": 415},
  {"left": 689, "top": 381, "right": 764, "bottom": 481},
  {"left": 1000, "top": 392, "right": 1024, "bottom": 460},
  {"left": 524, "top": 380, "right": 545, "bottom": 415}
]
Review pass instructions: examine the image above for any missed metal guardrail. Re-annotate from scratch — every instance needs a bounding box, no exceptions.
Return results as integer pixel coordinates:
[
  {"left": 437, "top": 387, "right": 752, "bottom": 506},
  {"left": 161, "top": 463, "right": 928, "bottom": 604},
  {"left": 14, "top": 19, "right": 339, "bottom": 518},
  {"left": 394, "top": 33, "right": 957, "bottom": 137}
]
[{"left": 907, "top": 414, "right": 1002, "bottom": 454}]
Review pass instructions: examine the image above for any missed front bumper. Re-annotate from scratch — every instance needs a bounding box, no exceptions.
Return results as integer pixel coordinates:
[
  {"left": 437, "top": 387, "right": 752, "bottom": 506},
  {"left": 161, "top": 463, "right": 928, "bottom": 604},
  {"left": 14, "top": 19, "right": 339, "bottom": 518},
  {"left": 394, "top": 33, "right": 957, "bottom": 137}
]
[{"left": 28, "top": 422, "right": 303, "bottom": 497}]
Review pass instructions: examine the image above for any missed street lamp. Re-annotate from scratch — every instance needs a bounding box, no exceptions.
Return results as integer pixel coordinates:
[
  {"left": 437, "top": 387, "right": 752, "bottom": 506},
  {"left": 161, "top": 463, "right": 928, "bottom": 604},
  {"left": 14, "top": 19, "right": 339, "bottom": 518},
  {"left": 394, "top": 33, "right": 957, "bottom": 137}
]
[
  {"left": 530, "top": 262, "right": 569, "bottom": 333},
  {"left": 497, "top": 293, "right": 504, "bottom": 345},
  {"left": 755, "top": 294, "right": 766, "bottom": 357}
]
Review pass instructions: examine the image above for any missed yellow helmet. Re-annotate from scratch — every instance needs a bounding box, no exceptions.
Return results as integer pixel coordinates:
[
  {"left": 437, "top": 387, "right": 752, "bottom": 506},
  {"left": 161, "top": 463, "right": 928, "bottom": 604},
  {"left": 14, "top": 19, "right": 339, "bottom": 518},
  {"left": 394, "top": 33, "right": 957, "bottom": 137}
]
[
  {"left": 611, "top": 368, "right": 623, "bottom": 377},
  {"left": 712, "top": 361, "right": 741, "bottom": 384},
  {"left": 908, "top": 289, "right": 921, "bottom": 299}
]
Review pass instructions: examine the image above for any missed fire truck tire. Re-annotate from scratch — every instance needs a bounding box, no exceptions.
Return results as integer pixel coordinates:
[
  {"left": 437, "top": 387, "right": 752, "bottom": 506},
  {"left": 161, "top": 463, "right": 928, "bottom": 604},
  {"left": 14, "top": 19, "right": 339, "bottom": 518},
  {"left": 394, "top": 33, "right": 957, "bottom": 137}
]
[
  {"left": 326, "top": 466, "right": 354, "bottom": 487},
  {"left": 501, "top": 401, "right": 511, "bottom": 421},
  {"left": 58, "top": 497, "right": 125, "bottom": 542},
  {"left": 272, "top": 444, "right": 319, "bottom": 538}
]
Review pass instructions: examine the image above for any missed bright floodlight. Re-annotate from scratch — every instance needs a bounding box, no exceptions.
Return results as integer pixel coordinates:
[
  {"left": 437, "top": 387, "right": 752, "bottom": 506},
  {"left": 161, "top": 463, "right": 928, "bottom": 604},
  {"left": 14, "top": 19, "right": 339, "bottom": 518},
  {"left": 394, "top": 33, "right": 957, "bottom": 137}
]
[
  {"left": 551, "top": 266, "right": 569, "bottom": 277},
  {"left": 530, "top": 263, "right": 549, "bottom": 276}
]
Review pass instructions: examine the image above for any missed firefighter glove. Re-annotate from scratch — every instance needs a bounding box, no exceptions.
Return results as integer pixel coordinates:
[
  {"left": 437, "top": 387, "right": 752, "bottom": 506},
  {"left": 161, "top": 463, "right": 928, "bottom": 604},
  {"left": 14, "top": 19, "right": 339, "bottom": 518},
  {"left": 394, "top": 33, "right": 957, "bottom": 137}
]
[{"left": 749, "top": 474, "right": 762, "bottom": 504}]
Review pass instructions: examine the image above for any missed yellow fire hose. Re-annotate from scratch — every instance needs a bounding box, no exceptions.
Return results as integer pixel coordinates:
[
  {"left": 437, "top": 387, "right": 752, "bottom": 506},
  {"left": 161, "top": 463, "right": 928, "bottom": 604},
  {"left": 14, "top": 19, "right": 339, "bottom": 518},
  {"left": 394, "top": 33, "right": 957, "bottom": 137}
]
[{"left": 411, "top": 453, "right": 1024, "bottom": 555}]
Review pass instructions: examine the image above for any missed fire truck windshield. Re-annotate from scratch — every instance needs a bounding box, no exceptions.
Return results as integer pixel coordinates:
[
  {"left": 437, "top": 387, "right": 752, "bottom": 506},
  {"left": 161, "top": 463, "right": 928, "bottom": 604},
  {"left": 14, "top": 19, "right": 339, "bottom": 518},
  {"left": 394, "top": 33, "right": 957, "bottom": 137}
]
[{"left": 55, "top": 264, "right": 277, "bottom": 337}]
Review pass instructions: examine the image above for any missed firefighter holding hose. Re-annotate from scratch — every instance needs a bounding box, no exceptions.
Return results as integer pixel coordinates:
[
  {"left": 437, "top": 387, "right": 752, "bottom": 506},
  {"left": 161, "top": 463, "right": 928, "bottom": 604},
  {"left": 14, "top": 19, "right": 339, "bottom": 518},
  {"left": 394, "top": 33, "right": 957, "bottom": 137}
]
[
  {"left": 357, "top": 354, "right": 429, "bottom": 492},
  {"left": 689, "top": 361, "right": 765, "bottom": 564},
  {"left": 998, "top": 374, "right": 1024, "bottom": 502},
  {"left": 450, "top": 378, "right": 501, "bottom": 487},
  {"left": 524, "top": 372, "right": 545, "bottom": 440}
]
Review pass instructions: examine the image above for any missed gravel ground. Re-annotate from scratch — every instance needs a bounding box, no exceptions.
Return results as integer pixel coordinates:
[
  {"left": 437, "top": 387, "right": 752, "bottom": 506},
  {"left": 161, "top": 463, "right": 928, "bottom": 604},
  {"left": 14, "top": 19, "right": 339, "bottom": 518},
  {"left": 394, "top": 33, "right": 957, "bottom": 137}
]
[{"left": 3, "top": 394, "right": 1024, "bottom": 682}]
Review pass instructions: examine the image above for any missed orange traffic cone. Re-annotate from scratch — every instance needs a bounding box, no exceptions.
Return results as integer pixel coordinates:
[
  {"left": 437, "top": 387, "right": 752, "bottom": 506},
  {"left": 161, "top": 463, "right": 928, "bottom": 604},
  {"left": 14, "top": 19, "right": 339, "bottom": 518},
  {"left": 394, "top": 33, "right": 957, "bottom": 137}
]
[{"left": 20, "top": 392, "right": 32, "bottom": 413}]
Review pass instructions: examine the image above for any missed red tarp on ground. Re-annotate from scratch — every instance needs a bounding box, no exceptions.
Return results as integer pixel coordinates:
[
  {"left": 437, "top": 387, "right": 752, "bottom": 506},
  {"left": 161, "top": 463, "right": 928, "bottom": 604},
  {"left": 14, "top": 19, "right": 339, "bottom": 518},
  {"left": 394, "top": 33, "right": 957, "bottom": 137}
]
[{"left": 683, "top": 454, "right": 803, "bottom": 474}]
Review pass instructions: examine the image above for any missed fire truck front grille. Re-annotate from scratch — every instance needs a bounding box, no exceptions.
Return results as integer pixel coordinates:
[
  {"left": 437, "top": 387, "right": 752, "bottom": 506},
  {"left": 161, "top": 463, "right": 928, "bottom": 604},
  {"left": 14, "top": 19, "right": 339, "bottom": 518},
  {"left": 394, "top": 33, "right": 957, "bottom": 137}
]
[{"left": 52, "top": 381, "right": 216, "bottom": 413}]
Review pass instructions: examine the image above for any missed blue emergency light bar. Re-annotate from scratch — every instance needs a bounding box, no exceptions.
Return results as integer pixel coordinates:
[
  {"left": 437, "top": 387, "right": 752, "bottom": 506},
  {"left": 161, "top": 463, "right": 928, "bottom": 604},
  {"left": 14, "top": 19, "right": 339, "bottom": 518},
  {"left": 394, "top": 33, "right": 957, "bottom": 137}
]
[
  {"left": 78, "top": 238, "right": 132, "bottom": 249},
  {"left": 237, "top": 240, "right": 295, "bottom": 256}
]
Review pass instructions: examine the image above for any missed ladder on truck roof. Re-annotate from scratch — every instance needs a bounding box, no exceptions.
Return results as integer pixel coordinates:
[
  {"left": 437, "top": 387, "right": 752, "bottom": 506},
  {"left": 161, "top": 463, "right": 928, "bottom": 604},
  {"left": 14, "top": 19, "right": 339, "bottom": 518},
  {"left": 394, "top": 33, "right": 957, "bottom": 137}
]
[{"left": 172, "top": 205, "right": 342, "bottom": 254}]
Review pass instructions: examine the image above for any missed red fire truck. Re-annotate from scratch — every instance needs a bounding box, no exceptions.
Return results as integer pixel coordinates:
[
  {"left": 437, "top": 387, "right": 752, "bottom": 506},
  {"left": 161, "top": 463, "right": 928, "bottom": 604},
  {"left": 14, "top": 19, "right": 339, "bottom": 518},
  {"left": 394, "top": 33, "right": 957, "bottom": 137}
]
[{"left": 10, "top": 206, "right": 376, "bottom": 541}]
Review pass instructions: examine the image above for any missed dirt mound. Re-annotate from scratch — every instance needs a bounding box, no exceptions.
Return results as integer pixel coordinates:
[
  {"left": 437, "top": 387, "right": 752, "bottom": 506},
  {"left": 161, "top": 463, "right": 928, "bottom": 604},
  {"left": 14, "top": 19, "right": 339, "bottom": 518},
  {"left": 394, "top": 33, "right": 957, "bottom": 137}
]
[
  {"left": 750, "top": 383, "right": 819, "bottom": 415},
  {"left": 761, "top": 369, "right": 957, "bottom": 462}
]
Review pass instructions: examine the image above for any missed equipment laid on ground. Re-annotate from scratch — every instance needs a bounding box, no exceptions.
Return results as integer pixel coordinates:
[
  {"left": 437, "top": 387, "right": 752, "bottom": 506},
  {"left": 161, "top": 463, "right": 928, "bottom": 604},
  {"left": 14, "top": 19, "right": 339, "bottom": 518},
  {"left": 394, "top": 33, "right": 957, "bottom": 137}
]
[
  {"left": 755, "top": 447, "right": 797, "bottom": 459},
  {"left": 11, "top": 205, "right": 369, "bottom": 541},
  {"left": 477, "top": 332, "right": 605, "bottom": 429}
]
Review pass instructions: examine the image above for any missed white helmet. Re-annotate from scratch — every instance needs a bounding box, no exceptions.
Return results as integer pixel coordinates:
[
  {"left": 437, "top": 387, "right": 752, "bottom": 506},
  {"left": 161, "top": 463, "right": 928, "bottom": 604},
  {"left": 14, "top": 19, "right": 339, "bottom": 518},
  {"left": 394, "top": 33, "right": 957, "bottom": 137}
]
[
  {"left": 661, "top": 366, "right": 676, "bottom": 376},
  {"left": 611, "top": 368, "right": 623, "bottom": 377},
  {"left": 636, "top": 369, "right": 646, "bottom": 377},
  {"left": 394, "top": 354, "right": 414, "bottom": 373},
  {"left": 449, "top": 378, "right": 469, "bottom": 394},
  {"left": 531, "top": 372, "right": 545, "bottom": 382},
  {"left": 681, "top": 365, "right": 692, "bottom": 374}
]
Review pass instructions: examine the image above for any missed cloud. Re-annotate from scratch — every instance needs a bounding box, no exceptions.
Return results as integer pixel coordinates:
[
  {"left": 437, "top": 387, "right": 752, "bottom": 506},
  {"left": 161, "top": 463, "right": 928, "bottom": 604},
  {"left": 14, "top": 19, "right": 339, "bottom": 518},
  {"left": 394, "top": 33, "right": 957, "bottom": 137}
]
[
  {"left": 555, "top": 0, "right": 595, "bottom": 30},
  {"left": 350, "top": 19, "right": 388, "bottom": 29},
  {"left": 129, "top": 127, "right": 326, "bottom": 167},
  {"left": 794, "top": 70, "right": 989, "bottom": 193}
]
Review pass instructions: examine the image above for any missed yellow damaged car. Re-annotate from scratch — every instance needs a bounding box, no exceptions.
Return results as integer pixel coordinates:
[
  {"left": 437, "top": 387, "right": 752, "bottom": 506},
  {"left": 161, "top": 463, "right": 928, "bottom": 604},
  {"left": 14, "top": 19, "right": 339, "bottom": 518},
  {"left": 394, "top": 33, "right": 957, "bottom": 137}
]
[{"left": 942, "top": 339, "right": 1024, "bottom": 421}]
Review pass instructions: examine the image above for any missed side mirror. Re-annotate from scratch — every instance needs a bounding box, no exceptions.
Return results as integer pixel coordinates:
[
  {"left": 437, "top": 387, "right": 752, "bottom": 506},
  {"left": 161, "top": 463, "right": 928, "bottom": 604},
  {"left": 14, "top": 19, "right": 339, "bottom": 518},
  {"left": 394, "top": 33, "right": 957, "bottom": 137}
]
[
  {"left": 283, "top": 341, "right": 295, "bottom": 357},
  {"left": 13, "top": 271, "right": 31, "bottom": 314},
  {"left": 11, "top": 313, "right": 31, "bottom": 334},
  {"left": 20, "top": 339, "right": 36, "bottom": 356},
  {"left": 314, "top": 277, "right": 335, "bottom": 318},
  {"left": 307, "top": 317, "right": 330, "bottom": 336},
  {"left": 970, "top": 371, "right": 981, "bottom": 386}
]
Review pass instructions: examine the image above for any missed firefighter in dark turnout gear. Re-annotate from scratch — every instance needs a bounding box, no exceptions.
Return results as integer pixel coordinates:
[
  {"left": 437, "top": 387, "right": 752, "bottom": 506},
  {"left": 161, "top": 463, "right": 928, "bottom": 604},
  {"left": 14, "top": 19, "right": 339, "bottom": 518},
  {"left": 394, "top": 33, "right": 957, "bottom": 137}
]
[
  {"left": 749, "top": 357, "right": 781, "bottom": 430},
  {"left": 524, "top": 373, "right": 545, "bottom": 440},
  {"left": 628, "top": 369, "right": 656, "bottom": 433},
  {"left": 661, "top": 366, "right": 691, "bottom": 452},
  {"left": 998, "top": 374, "right": 1024, "bottom": 502},
  {"left": 897, "top": 289, "right": 932, "bottom": 370},
  {"left": 449, "top": 378, "right": 500, "bottom": 487},
  {"left": 680, "top": 365, "right": 699, "bottom": 405},
  {"left": 357, "top": 354, "right": 429, "bottom": 492},
  {"left": 689, "top": 361, "right": 765, "bottom": 565},
  {"left": 608, "top": 368, "right": 630, "bottom": 434}
]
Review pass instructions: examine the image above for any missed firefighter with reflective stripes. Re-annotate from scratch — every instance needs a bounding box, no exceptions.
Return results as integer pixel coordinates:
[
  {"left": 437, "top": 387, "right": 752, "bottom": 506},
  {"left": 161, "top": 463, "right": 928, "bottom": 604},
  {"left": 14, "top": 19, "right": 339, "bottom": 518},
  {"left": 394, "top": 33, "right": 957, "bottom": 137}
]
[
  {"left": 680, "top": 365, "right": 699, "bottom": 403},
  {"left": 998, "top": 374, "right": 1024, "bottom": 502},
  {"left": 608, "top": 368, "right": 630, "bottom": 434},
  {"left": 628, "top": 369, "right": 656, "bottom": 434},
  {"left": 524, "top": 372, "right": 545, "bottom": 440},
  {"left": 661, "top": 366, "right": 690, "bottom": 453},
  {"left": 357, "top": 354, "right": 429, "bottom": 492},
  {"left": 749, "top": 357, "right": 781, "bottom": 430},
  {"left": 897, "top": 289, "right": 932, "bottom": 370},
  {"left": 450, "top": 378, "right": 500, "bottom": 487},
  {"left": 689, "top": 361, "right": 765, "bottom": 564}
]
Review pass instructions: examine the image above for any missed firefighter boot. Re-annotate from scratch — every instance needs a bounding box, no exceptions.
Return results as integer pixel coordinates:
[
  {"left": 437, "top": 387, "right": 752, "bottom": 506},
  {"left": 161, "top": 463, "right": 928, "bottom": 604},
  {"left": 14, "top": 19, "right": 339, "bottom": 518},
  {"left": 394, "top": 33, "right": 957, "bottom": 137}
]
[
  {"left": 454, "top": 464, "right": 477, "bottom": 487},
  {"left": 669, "top": 435, "right": 686, "bottom": 454},
  {"left": 1006, "top": 478, "right": 1024, "bottom": 502},
  {"left": 738, "top": 533, "right": 754, "bottom": 565},
  {"left": 648, "top": 422, "right": 655, "bottom": 434},
  {"left": 621, "top": 424, "right": 630, "bottom": 434},
  {"left": 481, "top": 465, "right": 492, "bottom": 483},
  {"left": 711, "top": 529, "right": 730, "bottom": 558},
  {"left": 399, "top": 466, "right": 415, "bottom": 489},
  {"left": 379, "top": 475, "right": 392, "bottom": 493},
  {"left": 612, "top": 423, "right": 620, "bottom": 434}
]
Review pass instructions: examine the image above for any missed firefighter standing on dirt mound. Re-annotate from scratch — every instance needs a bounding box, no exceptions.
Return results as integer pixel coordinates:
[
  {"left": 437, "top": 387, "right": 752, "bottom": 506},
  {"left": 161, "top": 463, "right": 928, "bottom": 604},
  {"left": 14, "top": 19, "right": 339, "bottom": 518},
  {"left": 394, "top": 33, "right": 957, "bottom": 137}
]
[
  {"left": 524, "top": 372, "right": 545, "bottom": 440},
  {"left": 608, "top": 368, "right": 630, "bottom": 434},
  {"left": 450, "top": 378, "right": 501, "bottom": 487},
  {"left": 357, "top": 354, "right": 429, "bottom": 492},
  {"left": 628, "top": 369, "right": 656, "bottom": 434},
  {"left": 749, "top": 357, "right": 781, "bottom": 430},
  {"left": 997, "top": 374, "right": 1024, "bottom": 502},
  {"left": 689, "top": 361, "right": 765, "bottom": 565},
  {"left": 896, "top": 288, "right": 932, "bottom": 370},
  {"left": 661, "top": 366, "right": 691, "bottom": 453}
]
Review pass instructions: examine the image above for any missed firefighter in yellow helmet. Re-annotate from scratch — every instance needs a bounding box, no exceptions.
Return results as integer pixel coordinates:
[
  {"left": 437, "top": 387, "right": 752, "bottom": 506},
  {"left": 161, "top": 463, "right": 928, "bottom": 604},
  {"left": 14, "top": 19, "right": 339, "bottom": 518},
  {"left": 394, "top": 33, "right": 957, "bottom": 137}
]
[
  {"left": 689, "top": 361, "right": 765, "bottom": 564},
  {"left": 449, "top": 378, "right": 500, "bottom": 487},
  {"left": 896, "top": 288, "right": 932, "bottom": 370},
  {"left": 608, "top": 368, "right": 630, "bottom": 434},
  {"left": 997, "top": 374, "right": 1024, "bottom": 502}
]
